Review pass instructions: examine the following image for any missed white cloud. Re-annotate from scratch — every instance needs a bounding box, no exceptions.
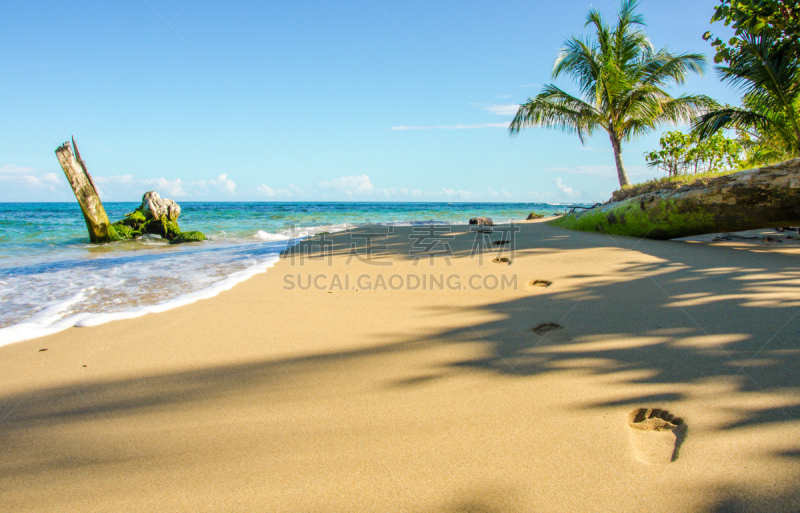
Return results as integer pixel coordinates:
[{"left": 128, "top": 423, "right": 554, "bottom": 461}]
[
  {"left": 210, "top": 174, "right": 236, "bottom": 194},
  {"left": 496, "top": 94, "right": 512, "bottom": 99},
  {"left": 547, "top": 165, "right": 617, "bottom": 177},
  {"left": 0, "top": 165, "right": 62, "bottom": 189},
  {"left": 553, "top": 177, "right": 579, "bottom": 199},
  {"left": 140, "top": 177, "right": 187, "bottom": 198},
  {"left": 391, "top": 123, "right": 508, "bottom": 130},
  {"left": 523, "top": 190, "right": 555, "bottom": 202},
  {"left": 94, "top": 172, "right": 242, "bottom": 199},
  {"left": 483, "top": 104, "right": 520, "bottom": 116},
  {"left": 319, "top": 175, "right": 374, "bottom": 197},
  {"left": 94, "top": 174, "right": 135, "bottom": 184},
  {"left": 441, "top": 188, "right": 474, "bottom": 200},
  {"left": 254, "top": 183, "right": 300, "bottom": 197},
  {"left": 376, "top": 186, "right": 409, "bottom": 197},
  {"left": 254, "top": 184, "right": 277, "bottom": 197}
]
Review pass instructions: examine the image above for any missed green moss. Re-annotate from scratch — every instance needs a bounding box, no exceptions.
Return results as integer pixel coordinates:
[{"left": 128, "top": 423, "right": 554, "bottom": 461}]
[
  {"left": 110, "top": 210, "right": 205, "bottom": 243},
  {"left": 548, "top": 196, "right": 716, "bottom": 239},
  {"left": 110, "top": 210, "right": 148, "bottom": 241},
  {"left": 110, "top": 222, "right": 136, "bottom": 240},
  {"left": 169, "top": 231, "right": 207, "bottom": 244},
  {"left": 140, "top": 215, "right": 182, "bottom": 240},
  {"left": 120, "top": 210, "right": 147, "bottom": 226}
]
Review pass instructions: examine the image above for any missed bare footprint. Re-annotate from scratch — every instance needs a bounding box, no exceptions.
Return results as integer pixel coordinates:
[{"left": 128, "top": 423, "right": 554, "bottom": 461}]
[
  {"left": 527, "top": 279, "right": 552, "bottom": 288},
  {"left": 532, "top": 322, "right": 562, "bottom": 335},
  {"left": 628, "top": 408, "right": 686, "bottom": 464},
  {"left": 492, "top": 257, "right": 511, "bottom": 265}
]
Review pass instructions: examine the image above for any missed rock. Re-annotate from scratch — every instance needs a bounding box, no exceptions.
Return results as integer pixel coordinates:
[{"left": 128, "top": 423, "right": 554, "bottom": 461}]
[
  {"left": 142, "top": 216, "right": 181, "bottom": 240},
  {"left": 169, "top": 231, "right": 207, "bottom": 244},
  {"left": 550, "top": 158, "right": 800, "bottom": 239},
  {"left": 526, "top": 213, "right": 544, "bottom": 220},
  {"left": 109, "top": 191, "right": 205, "bottom": 242},
  {"left": 469, "top": 217, "right": 493, "bottom": 226},
  {"left": 138, "top": 191, "right": 181, "bottom": 222}
]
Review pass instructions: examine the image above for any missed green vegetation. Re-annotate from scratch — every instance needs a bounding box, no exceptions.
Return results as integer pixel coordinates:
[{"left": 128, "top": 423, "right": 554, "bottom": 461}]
[
  {"left": 550, "top": 196, "right": 717, "bottom": 240},
  {"left": 623, "top": 4, "right": 800, "bottom": 204},
  {"left": 534, "top": 0, "right": 800, "bottom": 239},
  {"left": 693, "top": 33, "right": 800, "bottom": 165},
  {"left": 509, "top": 0, "right": 714, "bottom": 187},
  {"left": 111, "top": 211, "right": 206, "bottom": 244},
  {"left": 610, "top": 169, "right": 739, "bottom": 202},
  {"left": 704, "top": 0, "right": 800, "bottom": 63},
  {"left": 169, "top": 231, "right": 207, "bottom": 245},
  {"left": 644, "top": 130, "right": 742, "bottom": 177}
]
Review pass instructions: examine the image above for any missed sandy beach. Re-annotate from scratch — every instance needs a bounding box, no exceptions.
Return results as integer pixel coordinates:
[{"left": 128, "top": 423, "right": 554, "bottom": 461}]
[{"left": 1, "top": 219, "right": 799, "bottom": 512}]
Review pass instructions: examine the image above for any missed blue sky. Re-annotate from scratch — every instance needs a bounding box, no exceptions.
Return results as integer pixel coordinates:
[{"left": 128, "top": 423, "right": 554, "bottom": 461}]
[{"left": 0, "top": 0, "right": 737, "bottom": 203}]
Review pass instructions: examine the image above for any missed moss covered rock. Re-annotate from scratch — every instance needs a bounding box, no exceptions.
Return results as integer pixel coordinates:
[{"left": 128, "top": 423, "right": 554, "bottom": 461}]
[
  {"left": 548, "top": 159, "right": 800, "bottom": 239},
  {"left": 140, "top": 215, "right": 182, "bottom": 240},
  {"left": 120, "top": 210, "right": 147, "bottom": 226},
  {"left": 108, "top": 193, "right": 206, "bottom": 243},
  {"left": 110, "top": 222, "right": 137, "bottom": 240},
  {"left": 169, "top": 231, "right": 207, "bottom": 244}
]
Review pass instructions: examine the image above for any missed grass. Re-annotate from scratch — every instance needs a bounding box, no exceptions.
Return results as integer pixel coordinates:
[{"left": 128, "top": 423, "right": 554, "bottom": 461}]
[
  {"left": 609, "top": 155, "right": 795, "bottom": 203},
  {"left": 610, "top": 169, "right": 742, "bottom": 202}
]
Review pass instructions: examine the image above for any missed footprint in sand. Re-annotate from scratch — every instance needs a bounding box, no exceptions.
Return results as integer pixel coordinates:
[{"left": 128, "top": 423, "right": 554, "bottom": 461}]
[
  {"left": 532, "top": 322, "right": 562, "bottom": 335},
  {"left": 527, "top": 279, "right": 552, "bottom": 289},
  {"left": 627, "top": 408, "right": 686, "bottom": 464},
  {"left": 492, "top": 257, "right": 511, "bottom": 265}
]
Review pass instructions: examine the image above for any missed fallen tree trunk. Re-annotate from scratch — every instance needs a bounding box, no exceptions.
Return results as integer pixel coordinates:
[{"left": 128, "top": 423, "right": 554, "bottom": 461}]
[
  {"left": 55, "top": 137, "right": 120, "bottom": 243},
  {"left": 549, "top": 158, "right": 800, "bottom": 239}
]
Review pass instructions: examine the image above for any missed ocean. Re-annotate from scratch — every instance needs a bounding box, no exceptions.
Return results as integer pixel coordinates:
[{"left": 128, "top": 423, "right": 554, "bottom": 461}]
[{"left": 0, "top": 201, "right": 576, "bottom": 345}]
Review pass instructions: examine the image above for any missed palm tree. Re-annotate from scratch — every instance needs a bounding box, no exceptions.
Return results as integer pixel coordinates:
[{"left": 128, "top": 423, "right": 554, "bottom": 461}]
[
  {"left": 693, "top": 33, "right": 800, "bottom": 162},
  {"left": 509, "top": 0, "right": 714, "bottom": 188}
]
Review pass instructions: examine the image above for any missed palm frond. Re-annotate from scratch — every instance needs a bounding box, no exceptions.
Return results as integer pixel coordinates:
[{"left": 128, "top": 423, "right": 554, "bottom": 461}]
[
  {"left": 509, "top": 85, "right": 603, "bottom": 143},
  {"left": 554, "top": 37, "right": 603, "bottom": 99},
  {"left": 692, "top": 107, "right": 795, "bottom": 146},
  {"left": 716, "top": 34, "right": 800, "bottom": 113},
  {"left": 638, "top": 52, "right": 707, "bottom": 87}
]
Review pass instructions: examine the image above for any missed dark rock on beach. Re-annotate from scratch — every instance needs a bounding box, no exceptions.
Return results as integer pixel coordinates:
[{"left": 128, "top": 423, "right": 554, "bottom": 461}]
[{"left": 469, "top": 217, "right": 493, "bottom": 226}]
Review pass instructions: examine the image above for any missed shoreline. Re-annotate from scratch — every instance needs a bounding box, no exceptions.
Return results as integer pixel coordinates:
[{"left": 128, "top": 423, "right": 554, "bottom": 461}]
[
  {"left": 3, "top": 221, "right": 795, "bottom": 347},
  {"left": 2, "top": 220, "right": 799, "bottom": 511},
  {"left": 0, "top": 216, "right": 537, "bottom": 347}
]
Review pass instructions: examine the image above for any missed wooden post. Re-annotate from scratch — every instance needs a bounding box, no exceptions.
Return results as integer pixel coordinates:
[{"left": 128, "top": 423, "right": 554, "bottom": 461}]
[{"left": 55, "top": 137, "right": 119, "bottom": 243}]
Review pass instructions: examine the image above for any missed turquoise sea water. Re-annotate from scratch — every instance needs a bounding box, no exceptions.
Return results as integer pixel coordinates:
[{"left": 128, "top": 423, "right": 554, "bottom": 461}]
[{"left": 0, "top": 202, "right": 577, "bottom": 344}]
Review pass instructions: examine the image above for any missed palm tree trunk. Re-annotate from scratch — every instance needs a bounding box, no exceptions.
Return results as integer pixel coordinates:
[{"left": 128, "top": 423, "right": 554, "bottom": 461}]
[{"left": 610, "top": 136, "right": 631, "bottom": 187}]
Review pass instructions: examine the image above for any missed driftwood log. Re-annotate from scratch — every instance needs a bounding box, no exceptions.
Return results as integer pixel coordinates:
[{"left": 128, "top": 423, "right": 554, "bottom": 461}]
[
  {"left": 550, "top": 158, "right": 800, "bottom": 239},
  {"left": 55, "top": 138, "right": 120, "bottom": 243},
  {"left": 55, "top": 138, "right": 206, "bottom": 244}
]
